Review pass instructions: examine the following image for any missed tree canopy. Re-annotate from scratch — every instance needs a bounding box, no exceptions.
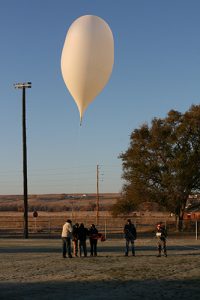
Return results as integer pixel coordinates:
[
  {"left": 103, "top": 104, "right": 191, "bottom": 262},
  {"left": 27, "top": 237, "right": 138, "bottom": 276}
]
[{"left": 114, "top": 105, "right": 200, "bottom": 229}]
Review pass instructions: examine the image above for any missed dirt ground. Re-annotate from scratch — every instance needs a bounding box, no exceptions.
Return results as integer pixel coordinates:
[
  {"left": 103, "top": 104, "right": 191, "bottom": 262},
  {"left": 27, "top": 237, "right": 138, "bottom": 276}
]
[{"left": 0, "top": 237, "right": 199, "bottom": 300}]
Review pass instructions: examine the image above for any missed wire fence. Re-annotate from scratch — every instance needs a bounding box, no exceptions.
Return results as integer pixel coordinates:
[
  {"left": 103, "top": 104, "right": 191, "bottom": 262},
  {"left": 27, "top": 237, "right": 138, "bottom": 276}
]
[{"left": 0, "top": 214, "right": 199, "bottom": 240}]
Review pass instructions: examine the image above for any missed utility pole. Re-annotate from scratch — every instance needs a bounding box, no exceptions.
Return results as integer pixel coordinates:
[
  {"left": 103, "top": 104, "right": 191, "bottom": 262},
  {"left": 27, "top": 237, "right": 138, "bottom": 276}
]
[
  {"left": 96, "top": 164, "right": 100, "bottom": 225},
  {"left": 14, "top": 82, "right": 32, "bottom": 239}
]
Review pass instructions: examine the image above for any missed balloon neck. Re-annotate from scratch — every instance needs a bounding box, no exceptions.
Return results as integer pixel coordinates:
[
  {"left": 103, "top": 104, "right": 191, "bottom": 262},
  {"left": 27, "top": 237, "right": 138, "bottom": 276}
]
[{"left": 80, "top": 116, "right": 82, "bottom": 126}]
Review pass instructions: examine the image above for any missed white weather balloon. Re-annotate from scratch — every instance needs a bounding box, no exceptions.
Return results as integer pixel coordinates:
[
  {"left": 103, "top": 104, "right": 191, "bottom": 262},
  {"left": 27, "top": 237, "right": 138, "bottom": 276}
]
[{"left": 61, "top": 15, "right": 114, "bottom": 123}]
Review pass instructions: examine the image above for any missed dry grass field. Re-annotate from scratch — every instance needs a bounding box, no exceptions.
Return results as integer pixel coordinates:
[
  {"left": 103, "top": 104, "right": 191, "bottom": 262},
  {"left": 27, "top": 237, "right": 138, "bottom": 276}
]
[
  {"left": 0, "top": 237, "right": 199, "bottom": 299},
  {"left": 0, "top": 193, "right": 119, "bottom": 212},
  {"left": 0, "top": 193, "right": 185, "bottom": 237}
]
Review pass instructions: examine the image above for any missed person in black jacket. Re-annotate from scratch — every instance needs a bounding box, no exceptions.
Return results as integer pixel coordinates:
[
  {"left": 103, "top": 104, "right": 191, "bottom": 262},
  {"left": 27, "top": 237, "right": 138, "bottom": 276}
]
[
  {"left": 124, "top": 219, "right": 137, "bottom": 256},
  {"left": 78, "top": 223, "right": 88, "bottom": 257},
  {"left": 88, "top": 224, "right": 98, "bottom": 256}
]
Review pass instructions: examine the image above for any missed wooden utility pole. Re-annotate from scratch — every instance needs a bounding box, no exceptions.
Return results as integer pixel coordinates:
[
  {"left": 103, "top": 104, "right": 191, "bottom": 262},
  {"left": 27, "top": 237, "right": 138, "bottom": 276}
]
[
  {"left": 96, "top": 164, "right": 100, "bottom": 225},
  {"left": 14, "top": 82, "right": 31, "bottom": 239},
  {"left": 22, "top": 86, "right": 28, "bottom": 238}
]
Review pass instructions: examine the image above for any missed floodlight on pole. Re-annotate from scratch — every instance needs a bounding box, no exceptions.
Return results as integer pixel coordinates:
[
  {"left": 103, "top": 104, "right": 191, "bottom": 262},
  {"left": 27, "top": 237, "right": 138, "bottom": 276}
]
[
  {"left": 14, "top": 82, "right": 32, "bottom": 239},
  {"left": 14, "top": 82, "right": 32, "bottom": 89}
]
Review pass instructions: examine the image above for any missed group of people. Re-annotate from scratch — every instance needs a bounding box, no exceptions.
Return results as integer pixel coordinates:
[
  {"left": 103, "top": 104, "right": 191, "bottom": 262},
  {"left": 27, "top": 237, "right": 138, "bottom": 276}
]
[
  {"left": 61, "top": 218, "right": 168, "bottom": 258},
  {"left": 61, "top": 220, "right": 100, "bottom": 258}
]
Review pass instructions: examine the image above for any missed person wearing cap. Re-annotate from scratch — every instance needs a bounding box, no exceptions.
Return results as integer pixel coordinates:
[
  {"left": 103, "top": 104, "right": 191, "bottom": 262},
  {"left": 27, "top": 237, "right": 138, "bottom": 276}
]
[
  {"left": 78, "top": 223, "right": 88, "bottom": 257},
  {"left": 124, "top": 219, "right": 137, "bottom": 256},
  {"left": 88, "top": 224, "right": 99, "bottom": 256},
  {"left": 61, "top": 219, "right": 73, "bottom": 258},
  {"left": 156, "top": 221, "right": 167, "bottom": 257}
]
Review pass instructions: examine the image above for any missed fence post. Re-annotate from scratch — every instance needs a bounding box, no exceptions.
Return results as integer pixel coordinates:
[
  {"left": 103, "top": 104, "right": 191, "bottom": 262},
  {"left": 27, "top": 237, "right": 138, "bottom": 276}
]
[
  {"left": 34, "top": 218, "right": 36, "bottom": 232},
  {"left": 104, "top": 219, "right": 107, "bottom": 240},
  {"left": 196, "top": 220, "right": 198, "bottom": 240},
  {"left": 48, "top": 219, "right": 51, "bottom": 235},
  {"left": 165, "top": 220, "right": 167, "bottom": 229}
]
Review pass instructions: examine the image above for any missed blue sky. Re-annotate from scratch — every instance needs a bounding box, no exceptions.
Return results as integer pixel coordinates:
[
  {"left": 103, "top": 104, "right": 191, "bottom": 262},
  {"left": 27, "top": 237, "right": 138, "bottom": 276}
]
[{"left": 0, "top": 0, "right": 200, "bottom": 195}]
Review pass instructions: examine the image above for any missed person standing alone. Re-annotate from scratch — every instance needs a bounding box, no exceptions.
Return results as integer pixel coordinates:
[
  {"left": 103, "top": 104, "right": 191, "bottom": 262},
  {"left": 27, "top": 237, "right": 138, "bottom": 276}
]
[
  {"left": 61, "top": 219, "right": 73, "bottom": 258},
  {"left": 124, "top": 219, "right": 137, "bottom": 256},
  {"left": 156, "top": 221, "right": 167, "bottom": 257}
]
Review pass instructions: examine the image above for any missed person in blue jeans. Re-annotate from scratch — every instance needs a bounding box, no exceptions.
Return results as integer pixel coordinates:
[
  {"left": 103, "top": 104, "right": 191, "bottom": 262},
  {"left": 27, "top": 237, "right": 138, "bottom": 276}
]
[
  {"left": 124, "top": 219, "right": 137, "bottom": 256},
  {"left": 78, "top": 223, "right": 88, "bottom": 257},
  {"left": 88, "top": 224, "right": 98, "bottom": 256},
  {"left": 61, "top": 219, "right": 73, "bottom": 258}
]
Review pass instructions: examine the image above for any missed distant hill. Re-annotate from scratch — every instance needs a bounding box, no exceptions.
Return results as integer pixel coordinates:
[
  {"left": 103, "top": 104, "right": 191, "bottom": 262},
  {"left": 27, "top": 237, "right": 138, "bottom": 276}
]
[
  {"left": 1, "top": 193, "right": 199, "bottom": 214},
  {"left": 0, "top": 193, "right": 120, "bottom": 212}
]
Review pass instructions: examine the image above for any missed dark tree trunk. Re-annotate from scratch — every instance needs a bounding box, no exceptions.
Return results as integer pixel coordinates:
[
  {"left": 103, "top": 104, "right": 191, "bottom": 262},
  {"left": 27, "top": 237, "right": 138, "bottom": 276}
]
[
  {"left": 175, "top": 201, "right": 187, "bottom": 231},
  {"left": 176, "top": 215, "right": 184, "bottom": 231}
]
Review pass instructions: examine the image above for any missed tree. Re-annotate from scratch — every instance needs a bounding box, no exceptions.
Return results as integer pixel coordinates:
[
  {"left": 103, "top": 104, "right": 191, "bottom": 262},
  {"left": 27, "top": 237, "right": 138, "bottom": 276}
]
[
  {"left": 111, "top": 197, "right": 137, "bottom": 217},
  {"left": 116, "top": 105, "right": 200, "bottom": 230}
]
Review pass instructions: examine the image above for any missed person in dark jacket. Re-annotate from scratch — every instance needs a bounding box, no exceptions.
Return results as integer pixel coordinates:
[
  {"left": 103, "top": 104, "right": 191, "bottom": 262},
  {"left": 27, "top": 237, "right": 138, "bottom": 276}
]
[
  {"left": 88, "top": 224, "right": 98, "bottom": 256},
  {"left": 78, "top": 223, "right": 88, "bottom": 257},
  {"left": 124, "top": 219, "right": 137, "bottom": 256},
  {"left": 156, "top": 221, "right": 167, "bottom": 257}
]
